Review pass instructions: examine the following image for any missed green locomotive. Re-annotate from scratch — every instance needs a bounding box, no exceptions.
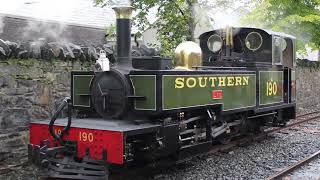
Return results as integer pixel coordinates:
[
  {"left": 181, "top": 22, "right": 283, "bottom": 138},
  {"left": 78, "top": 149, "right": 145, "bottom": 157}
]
[{"left": 28, "top": 6, "right": 295, "bottom": 179}]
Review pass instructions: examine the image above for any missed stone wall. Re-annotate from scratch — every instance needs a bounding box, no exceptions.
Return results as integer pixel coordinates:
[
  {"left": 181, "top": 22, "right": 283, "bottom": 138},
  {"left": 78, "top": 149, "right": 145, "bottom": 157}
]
[
  {"left": 0, "top": 59, "right": 91, "bottom": 132},
  {"left": 296, "top": 66, "right": 320, "bottom": 110}
]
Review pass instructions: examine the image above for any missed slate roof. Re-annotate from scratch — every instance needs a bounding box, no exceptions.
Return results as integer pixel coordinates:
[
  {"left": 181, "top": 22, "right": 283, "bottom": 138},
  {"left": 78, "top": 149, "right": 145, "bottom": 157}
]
[{"left": 0, "top": 0, "right": 126, "bottom": 30}]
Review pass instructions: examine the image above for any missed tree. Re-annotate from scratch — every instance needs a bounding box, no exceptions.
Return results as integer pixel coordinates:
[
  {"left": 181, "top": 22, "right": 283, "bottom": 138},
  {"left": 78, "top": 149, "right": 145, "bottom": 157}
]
[
  {"left": 95, "top": 0, "right": 243, "bottom": 56},
  {"left": 241, "top": 0, "right": 320, "bottom": 53}
]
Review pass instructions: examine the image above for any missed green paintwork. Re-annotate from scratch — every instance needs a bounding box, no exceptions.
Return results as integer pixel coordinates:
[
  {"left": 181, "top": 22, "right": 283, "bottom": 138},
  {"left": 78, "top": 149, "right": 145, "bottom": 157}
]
[
  {"left": 162, "top": 74, "right": 256, "bottom": 110},
  {"left": 259, "top": 71, "right": 283, "bottom": 105},
  {"left": 73, "top": 75, "right": 93, "bottom": 107},
  {"left": 130, "top": 75, "right": 156, "bottom": 110}
]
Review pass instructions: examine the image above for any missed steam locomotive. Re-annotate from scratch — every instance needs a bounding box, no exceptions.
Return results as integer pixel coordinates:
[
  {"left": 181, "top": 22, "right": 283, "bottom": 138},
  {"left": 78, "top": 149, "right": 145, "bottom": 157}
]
[{"left": 28, "top": 6, "right": 296, "bottom": 179}]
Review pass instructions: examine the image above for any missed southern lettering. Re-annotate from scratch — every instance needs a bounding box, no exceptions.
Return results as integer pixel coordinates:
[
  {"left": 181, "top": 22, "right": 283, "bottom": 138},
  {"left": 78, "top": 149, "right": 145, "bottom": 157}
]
[{"left": 175, "top": 76, "right": 250, "bottom": 89}]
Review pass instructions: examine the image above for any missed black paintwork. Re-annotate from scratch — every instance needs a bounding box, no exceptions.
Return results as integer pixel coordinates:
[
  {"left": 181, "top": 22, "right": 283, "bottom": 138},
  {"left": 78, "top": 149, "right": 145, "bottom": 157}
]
[
  {"left": 91, "top": 69, "right": 131, "bottom": 119},
  {"left": 132, "top": 56, "right": 173, "bottom": 70},
  {"left": 116, "top": 19, "right": 132, "bottom": 67},
  {"left": 200, "top": 28, "right": 272, "bottom": 66},
  {"left": 199, "top": 27, "right": 295, "bottom": 69}
]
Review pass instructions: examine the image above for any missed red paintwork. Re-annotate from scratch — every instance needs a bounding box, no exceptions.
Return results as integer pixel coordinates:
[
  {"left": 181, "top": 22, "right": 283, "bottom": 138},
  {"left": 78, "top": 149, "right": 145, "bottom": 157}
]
[
  {"left": 29, "top": 123, "right": 124, "bottom": 164},
  {"left": 212, "top": 90, "right": 223, "bottom": 100}
]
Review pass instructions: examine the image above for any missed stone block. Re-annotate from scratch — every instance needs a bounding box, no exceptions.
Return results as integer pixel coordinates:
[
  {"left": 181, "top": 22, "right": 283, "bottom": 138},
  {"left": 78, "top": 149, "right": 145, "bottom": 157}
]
[
  {"left": 45, "top": 72, "right": 56, "bottom": 83},
  {"left": 35, "top": 85, "right": 52, "bottom": 106},
  {"left": 27, "top": 106, "right": 50, "bottom": 120},
  {"left": 2, "top": 76, "right": 17, "bottom": 88},
  {"left": 2, "top": 87, "right": 31, "bottom": 95},
  {"left": 0, "top": 94, "right": 18, "bottom": 108},
  {"left": 0, "top": 108, "right": 28, "bottom": 129},
  {"left": 56, "top": 72, "right": 70, "bottom": 87},
  {"left": 0, "top": 77, "right": 4, "bottom": 87},
  {"left": 17, "top": 79, "right": 37, "bottom": 88}
]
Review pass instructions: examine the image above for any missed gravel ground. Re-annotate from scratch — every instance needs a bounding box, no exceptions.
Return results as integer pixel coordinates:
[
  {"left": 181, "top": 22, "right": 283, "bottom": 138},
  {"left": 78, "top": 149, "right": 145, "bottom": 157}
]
[
  {"left": 0, "top": 163, "right": 39, "bottom": 180},
  {"left": 1, "top": 109, "right": 320, "bottom": 180},
  {"left": 297, "top": 106, "right": 320, "bottom": 117},
  {"left": 154, "top": 119, "right": 320, "bottom": 180},
  {"left": 0, "top": 130, "right": 40, "bottom": 180}
]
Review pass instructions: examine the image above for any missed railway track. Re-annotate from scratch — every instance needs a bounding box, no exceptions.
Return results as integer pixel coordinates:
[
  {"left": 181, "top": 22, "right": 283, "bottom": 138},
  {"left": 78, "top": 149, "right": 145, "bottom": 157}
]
[
  {"left": 267, "top": 149, "right": 320, "bottom": 180},
  {"left": 263, "top": 111, "right": 320, "bottom": 180},
  {"left": 296, "top": 110, "right": 320, "bottom": 118},
  {"left": 266, "top": 111, "right": 320, "bottom": 134}
]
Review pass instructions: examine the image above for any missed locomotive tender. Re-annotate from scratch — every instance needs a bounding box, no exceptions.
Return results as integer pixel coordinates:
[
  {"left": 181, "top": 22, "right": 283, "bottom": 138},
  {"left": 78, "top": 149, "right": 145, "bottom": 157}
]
[{"left": 28, "top": 6, "right": 296, "bottom": 179}]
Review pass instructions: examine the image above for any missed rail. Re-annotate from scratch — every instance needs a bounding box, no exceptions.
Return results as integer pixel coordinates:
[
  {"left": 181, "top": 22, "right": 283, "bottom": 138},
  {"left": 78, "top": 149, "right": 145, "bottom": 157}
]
[{"left": 267, "top": 149, "right": 320, "bottom": 180}]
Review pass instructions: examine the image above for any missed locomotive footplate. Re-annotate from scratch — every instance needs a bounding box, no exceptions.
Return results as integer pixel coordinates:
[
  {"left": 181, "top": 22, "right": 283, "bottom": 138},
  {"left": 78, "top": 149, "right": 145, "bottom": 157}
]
[
  {"left": 31, "top": 118, "right": 161, "bottom": 135},
  {"left": 29, "top": 118, "right": 162, "bottom": 169}
]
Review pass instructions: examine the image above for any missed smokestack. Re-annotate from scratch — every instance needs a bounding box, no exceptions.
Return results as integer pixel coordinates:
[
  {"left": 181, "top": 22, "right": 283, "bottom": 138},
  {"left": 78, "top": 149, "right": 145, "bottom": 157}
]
[{"left": 112, "top": 6, "right": 133, "bottom": 68}]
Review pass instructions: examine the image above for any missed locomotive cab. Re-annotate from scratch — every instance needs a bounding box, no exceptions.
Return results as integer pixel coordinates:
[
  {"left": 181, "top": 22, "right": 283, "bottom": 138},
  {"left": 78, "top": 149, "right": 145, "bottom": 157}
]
[
  {"left": 199, "top": 27, "right": 296, "bottom": 105},
  {"left": 200, "top": 27, "right": 296, "bottom": 69}
]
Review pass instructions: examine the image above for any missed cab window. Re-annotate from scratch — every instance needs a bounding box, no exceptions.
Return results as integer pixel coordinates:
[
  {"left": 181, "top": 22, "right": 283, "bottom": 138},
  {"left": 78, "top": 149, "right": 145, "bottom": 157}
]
[{"left": 272, "top": 36, "right": 283, "bottom": 65}]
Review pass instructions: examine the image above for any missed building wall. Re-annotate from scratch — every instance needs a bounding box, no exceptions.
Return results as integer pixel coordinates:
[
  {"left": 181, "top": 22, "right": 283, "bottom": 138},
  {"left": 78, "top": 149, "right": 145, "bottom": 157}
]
[
  {"left": 142, "top": 28, "right": 159, "bottom": 47},
  {"left": 0, "top": 15, "right": 107, "bottom": 45}
]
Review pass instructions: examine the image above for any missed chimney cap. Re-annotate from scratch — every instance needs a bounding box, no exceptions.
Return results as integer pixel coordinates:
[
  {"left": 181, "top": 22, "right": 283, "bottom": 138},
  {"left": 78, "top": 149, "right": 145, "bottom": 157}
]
[{"left": 112, "top": 6, "right": 133, "bottom": 19}]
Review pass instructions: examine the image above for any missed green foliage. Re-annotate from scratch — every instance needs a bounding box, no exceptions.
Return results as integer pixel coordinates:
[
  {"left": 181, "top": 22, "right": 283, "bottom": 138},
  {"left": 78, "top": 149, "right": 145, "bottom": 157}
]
[
  {"left": 4, "top": 58, "right": 38, "bottom": 68},
  {"left": 241, "top": 0, "right": 320, "bottom": 52},
  {"left": 149, "top": 0, "right": 194, "bottom": 56},
  {"left": 94, "top": 0, "right": 240, "bottom": 57},
  {"left": 95, "top": 0, "right": 197, "bottom": 57},
  {"left": 105, "top": 23, "right": 116, "bottom": 41}
]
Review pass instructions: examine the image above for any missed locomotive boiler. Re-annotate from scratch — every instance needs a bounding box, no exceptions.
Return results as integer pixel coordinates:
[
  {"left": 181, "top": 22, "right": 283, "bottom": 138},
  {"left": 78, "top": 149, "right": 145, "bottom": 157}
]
[{"left": 28, "top": 6, "right": 296, "bottom": 179}]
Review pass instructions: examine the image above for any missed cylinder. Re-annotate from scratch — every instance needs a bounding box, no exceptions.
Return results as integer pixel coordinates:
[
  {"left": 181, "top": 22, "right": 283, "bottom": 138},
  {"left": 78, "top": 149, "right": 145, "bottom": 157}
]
[{"left": 113, "top": 6, "right": 133, "bottom": 67}]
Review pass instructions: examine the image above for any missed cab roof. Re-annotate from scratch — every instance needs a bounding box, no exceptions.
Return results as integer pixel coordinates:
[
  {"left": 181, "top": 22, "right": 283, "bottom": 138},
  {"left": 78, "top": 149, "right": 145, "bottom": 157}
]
[{"left": 200, "top": 27, "right": 296, "bottom": 40}]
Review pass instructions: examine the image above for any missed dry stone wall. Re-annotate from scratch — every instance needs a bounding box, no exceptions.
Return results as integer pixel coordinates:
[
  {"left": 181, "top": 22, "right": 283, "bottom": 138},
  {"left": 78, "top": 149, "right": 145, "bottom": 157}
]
[
  {"left": 0, "top": 59, "right": 91, "bottom": 132},
  {"left": 296, "top": 66, "right": 320, "bottom": 110}
]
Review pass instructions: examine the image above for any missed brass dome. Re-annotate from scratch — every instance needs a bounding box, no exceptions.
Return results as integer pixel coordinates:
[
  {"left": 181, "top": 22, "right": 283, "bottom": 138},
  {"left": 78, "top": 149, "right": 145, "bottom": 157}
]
[{"left": 174, "top": 41, "right": 202, "bottom": 70}]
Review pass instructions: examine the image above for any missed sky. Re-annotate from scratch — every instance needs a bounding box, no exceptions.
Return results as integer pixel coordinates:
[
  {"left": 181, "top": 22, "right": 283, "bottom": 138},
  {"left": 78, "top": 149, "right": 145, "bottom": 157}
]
[{"left": 208, "top": 1, "right": 250, "bottom": 29}]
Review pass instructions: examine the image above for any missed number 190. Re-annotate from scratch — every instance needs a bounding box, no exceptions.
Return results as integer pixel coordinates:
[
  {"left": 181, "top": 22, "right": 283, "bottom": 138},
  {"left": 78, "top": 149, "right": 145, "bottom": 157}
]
[
  {"left": 79, "top": 132, "right": 94, "bottom": 142},
  {"left": 266, "top": 81, "right": 277, "bottom": 96}
]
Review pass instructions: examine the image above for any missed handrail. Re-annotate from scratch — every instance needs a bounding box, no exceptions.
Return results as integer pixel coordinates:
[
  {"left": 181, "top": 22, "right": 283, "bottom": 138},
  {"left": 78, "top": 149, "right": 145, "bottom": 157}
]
[{"left": 48, "top": 97, "right": 72, "bottom": 145}]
